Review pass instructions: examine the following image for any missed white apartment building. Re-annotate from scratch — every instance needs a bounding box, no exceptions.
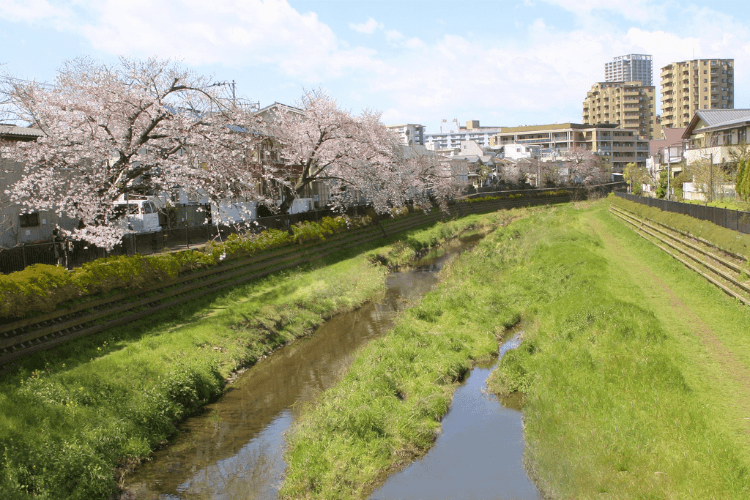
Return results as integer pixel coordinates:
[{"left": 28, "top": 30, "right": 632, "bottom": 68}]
[
  {"left": 605, "top": 54, "right": 653, "bottom": 87},
  {"left": 424, "top": 119, "right": 503, "bottom": 150},
  {"left": 386, "top": 124, "right": 425, "bottom": 146}
]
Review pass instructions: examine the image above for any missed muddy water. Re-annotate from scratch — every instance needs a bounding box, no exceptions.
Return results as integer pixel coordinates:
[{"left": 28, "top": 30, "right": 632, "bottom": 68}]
[
  {"left": 369, "top": 333, "right": 541, "bottom": 500},
  {"left": 124, "top": 240, "right": 474, "bottom": 499}
]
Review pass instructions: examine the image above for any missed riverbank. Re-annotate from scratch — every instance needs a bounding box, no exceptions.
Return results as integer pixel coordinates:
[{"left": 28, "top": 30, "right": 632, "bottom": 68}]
[
  {"left": 0, "top": 210, "right": 508, "bottom": 500},
  {"left": 281, "top": 199, "right": 750, "bottom": 499},
  {"left": 279, "top": 210, "right": 527, "bottom": 498},
  {"left": 490, "top": 199, "right": 750, "bottom": 498}
]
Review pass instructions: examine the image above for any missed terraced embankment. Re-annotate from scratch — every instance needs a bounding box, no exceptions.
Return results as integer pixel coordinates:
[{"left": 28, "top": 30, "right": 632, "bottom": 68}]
[
  {"left": 610, "top": 203, "right": 750, "bottom": 304},
  {"left": 1, "top": 194, "right": 572, "bottom": 368}
]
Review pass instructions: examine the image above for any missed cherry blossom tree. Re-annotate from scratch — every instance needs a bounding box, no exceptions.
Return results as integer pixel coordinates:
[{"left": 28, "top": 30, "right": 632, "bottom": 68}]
[
  {"left": 1, "top": 57, "right": 262, "bottom": 249},
  {"left": 259, "top": 89, "right": 455, "bottom": 214},
  {"left": 563, "top": 146, "right": 608, "bottom": 185}
]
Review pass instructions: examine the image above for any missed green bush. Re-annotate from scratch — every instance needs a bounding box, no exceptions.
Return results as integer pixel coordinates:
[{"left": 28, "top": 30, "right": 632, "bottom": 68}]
[
  {"left": 0, "top": 215, "right": 374, "bottom": 320},
  {"left": 0, "top": 265, "right": 80, "bottom": 317}
]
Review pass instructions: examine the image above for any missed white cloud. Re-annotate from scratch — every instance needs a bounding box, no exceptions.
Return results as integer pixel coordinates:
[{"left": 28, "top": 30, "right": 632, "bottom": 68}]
[
  {"left": 538, "top": 0, "right": 669, "bottom": 23},
  {"left": 367, "top": 6, "right": 750, "bottom": 130},
  {"left": 385, "top": 30, "right": 404, "bottom": 42},
  {"left": 350, "top": 17, "right": 383, "bottom": 34},
  {"left": 2, "top": 0, "right": 388, "bottom": 82},
  {"left": 385, "top": 29, "right": 424, "bottom": 50},
  {"left": 2, "top": 0, "right": 748, "bottom": 129},
  {"left": 0, "top": 0, "right": 72, "bottom": 26}
]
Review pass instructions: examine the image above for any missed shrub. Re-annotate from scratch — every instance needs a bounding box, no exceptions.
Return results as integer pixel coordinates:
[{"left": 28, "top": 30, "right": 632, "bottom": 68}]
[
  {"left": 0, "top": 264, "right": 80, "bottom": 317},
  {"left": 0, "top": 215, "right": 375, "bottom": 320}
]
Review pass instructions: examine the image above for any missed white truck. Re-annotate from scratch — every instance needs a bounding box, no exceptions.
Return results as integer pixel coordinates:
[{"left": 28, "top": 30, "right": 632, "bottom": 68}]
[{"left": 112, "top": 199, "right": 162, "bottom": 233}]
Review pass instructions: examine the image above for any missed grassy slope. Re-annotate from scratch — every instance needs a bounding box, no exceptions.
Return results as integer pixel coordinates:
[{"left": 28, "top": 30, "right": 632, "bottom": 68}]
[
  {"left": 281, "top": 200, "right": 750, "bottom": 499},
  {"left": 0, "top": 211, "right": 503, "bottom": 500},
  {"left": 490, "top": 200, "right": 750, "bottom": 498}
]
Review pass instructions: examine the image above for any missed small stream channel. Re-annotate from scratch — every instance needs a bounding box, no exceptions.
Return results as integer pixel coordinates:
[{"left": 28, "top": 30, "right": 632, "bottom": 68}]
[
  {"left": 124, "top": 238, "right": 477, "bottom": 499},
  {"left": 368, "top": 333, "right": 540, "bottom": 500}
]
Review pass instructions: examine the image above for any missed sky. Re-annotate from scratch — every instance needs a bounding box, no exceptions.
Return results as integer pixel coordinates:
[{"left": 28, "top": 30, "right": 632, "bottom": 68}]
[{"left": 1, "top": 0, "right": 749, "bottom": 134}]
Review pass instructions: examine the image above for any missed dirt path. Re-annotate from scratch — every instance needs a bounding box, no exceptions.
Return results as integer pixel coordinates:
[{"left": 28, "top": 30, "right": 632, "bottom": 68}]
[{"left": 588, "top": 212, "right": 750, "bottom": 433}]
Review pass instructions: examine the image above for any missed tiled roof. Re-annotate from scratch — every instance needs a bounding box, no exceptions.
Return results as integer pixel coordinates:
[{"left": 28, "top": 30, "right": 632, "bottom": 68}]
[
  {"left": 683, "top": 109, "right": 750, "bottom": 139},
  {"left": 0, "top": 125, "right": 44, "bottom": 138},
  {"left": 695, "top": 109, "right": 750, "bottom": 129}
]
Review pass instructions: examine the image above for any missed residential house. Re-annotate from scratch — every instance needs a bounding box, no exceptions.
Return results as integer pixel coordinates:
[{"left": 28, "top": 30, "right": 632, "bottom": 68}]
[
  {"left": 0, "top": 125, "right": 79, "bottom": 248},
  {"left": 681, "top": 109, "right": 750, "bottom": 201},
  {"left": 646, "top": 127, "right": 687, "bottom": 193},
  {"left": 682, "top": 109, "right": 750, "bottom": 165}
]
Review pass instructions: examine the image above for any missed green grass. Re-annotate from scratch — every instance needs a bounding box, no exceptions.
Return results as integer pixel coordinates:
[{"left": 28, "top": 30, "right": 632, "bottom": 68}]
[
  {"left": 489, "top": 201, "right": 750, "bottom": 498},
  {"left": 280, "top": 209, "right": 531, "bottom": 499},
  {"left": 678, "top": 197, "right": 750, "bottom": 211},
  {"left": 0, "top": 209, "right": 506, "bottom": 500},
  {"left": 281, "top": 200, "right": 750, "bottom": 499},
  {"left": 611, "top": 194, "right": 750, "bottom": 259}
]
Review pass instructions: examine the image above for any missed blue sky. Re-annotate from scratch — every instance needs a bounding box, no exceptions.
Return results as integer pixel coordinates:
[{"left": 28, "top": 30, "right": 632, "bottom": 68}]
[{"left": 1, "top": 0, "right": 749, "bottom": 133}]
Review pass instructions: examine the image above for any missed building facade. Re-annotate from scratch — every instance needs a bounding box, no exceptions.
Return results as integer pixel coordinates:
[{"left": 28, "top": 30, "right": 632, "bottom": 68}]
[
  {"left": 660, "top": 59, "right": 734, "bottom": 129},
  {"left": 424, "top": 119, "right": 503, "bottom": 150},
  {"left": 582, "top": 81, "right": 656, "bottom": 139},
  {"left": 386, "top": 124, "right": 425, "bottom": 146},
  {"left": 490, "top": 123, "right": 649, "bottom": 172},
  {"left": 682, "top": 109, "right": 750, "bottom": 165},
  {"left": 605, "top": 54, "right": 653, "bottom": 86},
  {"left": 0, "top": 125, "right": 81, "bottom": 248}
]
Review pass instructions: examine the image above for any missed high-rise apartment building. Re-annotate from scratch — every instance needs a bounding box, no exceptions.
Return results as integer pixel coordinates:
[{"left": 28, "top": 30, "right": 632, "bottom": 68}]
[
  {"left": 582, "top": 81, "right": 656, "bottom": 139},
  {"left": 605, "top": 54, "right": 653, "bottom": 86},
  {"left": 660, "top": 59, "right": 734, "bottom": 129},
  {"left": 386, "top": 124, "right": 425, "bottom": 146}
]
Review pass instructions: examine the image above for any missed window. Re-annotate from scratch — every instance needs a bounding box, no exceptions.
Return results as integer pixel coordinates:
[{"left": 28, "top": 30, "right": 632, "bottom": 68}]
[
  {"left": 19, "top": 213, "right": 40, "bottom": 228},
  {"left": 704, "top": 79, "right": 708, "bottom": 83}
]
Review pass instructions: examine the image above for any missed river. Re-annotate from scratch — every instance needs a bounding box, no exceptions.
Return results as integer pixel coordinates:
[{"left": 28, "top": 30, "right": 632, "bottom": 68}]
[{"left": 124, "top": 239, "right": 476, "bottom": 499}]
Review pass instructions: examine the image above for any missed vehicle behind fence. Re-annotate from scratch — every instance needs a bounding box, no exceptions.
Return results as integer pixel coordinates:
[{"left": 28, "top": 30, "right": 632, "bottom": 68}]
[
  {"left": 0, "top": 206, "right": 362, "bottom": 274},
  {"left": 615, "top": 192, "right": 750, "bottom": 235}
]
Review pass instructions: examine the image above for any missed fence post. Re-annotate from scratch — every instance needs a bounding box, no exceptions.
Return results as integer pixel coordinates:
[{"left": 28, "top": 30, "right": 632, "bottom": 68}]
[{"left": 22, "top": 244, "right": 27, "bottom": 269}]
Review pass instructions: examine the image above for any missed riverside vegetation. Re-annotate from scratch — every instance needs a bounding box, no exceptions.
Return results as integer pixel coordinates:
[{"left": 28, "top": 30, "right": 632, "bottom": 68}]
[
  {"left": 0, "top": 210, "right": 505, "bottom": 500},
  {"left": 280, "top": 198, "right": 750, "bottom": 499}
]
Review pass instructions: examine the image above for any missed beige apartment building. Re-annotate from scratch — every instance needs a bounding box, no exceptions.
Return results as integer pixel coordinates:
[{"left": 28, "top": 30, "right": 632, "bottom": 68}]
[
  {"left": 582, "top": 81, "right": 656, "bottom": 139},
  {"left": 490, "top": 123, "right": 649, "bottom": 172},
  {"left": 660, "top": 59, "right": 734, "bottom": 129}
]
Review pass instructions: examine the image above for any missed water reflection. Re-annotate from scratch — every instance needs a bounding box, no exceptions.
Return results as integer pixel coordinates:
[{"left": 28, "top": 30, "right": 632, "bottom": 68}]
[
  {"left": 369, "top": 334, "right": 540, "bottom": 500},
  {"left": 124, "top": 242, "right": 470, "bottom": 499}
]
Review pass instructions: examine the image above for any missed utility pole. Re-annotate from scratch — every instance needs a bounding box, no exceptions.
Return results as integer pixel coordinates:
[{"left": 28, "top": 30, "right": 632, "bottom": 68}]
[{"left": 710, "top": 151, "right": 714, "bottom": 203}]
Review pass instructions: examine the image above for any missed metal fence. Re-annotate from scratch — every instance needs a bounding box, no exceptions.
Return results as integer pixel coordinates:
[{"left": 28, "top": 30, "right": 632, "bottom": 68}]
[{"left": 615, "top": 192, "right": 750, "bottom": 235}]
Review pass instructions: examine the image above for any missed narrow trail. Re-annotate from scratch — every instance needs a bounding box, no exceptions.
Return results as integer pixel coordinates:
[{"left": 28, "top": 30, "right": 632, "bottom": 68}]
[{"left": 587, "top": 210, "right": 750, "bottom": 435}]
